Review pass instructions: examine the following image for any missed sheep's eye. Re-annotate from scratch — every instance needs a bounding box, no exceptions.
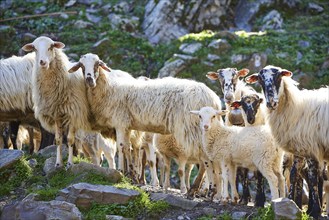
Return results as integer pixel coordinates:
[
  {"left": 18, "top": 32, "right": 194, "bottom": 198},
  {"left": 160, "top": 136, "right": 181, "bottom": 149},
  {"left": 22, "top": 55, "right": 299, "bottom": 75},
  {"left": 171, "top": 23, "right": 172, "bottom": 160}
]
[
  {"left": 212, "top": 115, "right": 216, "bottom": 119},
  {"left": 198, "top": 115, "right": 201, "bottom": 119}
]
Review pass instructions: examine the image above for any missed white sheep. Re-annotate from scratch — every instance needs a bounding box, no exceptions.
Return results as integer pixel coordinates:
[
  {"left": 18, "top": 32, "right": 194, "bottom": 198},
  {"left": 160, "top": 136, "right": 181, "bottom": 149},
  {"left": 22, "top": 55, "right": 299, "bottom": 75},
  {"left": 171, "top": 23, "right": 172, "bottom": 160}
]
[
  {"left": 68, "top": 53, "right": 222, "bottom": 194},
  {"left": 245, "top": 65, "right": 329, "bottom": 218},
  {"left": 190, "top": 106, "right": 285, "bottom": 203},
  {"left": 75, "top": 130, "right": 117, "bottom": 168},
  {"left": 0, "top": 53, "right": 35, "bottom": 112},
  {"left": 22, "top": 36, "right": 91, "bottom": 168}
]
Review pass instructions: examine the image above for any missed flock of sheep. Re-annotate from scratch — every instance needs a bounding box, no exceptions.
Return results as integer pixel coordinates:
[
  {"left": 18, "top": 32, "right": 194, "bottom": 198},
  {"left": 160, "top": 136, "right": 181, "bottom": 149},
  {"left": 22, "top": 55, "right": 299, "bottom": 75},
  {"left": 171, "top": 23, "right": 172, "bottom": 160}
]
[{"left": 0, "top": 36, "right": 328, "bottom": 219}]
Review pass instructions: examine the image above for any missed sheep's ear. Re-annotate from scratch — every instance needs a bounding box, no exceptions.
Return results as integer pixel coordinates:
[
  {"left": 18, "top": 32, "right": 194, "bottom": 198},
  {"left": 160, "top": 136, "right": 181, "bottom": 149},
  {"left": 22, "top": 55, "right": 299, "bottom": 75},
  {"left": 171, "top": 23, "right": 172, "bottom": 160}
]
[
  {"left": 217, "top": 110, "right": 228, "bottom": 116},
  {"left": 230, "top": 101, "right": 241, "bottom": 109},
  {"left": 206, "top": 72, "right": 219, "bottom": 80},
  {"left": 68, "top": 62, "right": 81, "bottom": 73},
  {"left": 237, "top": 68, "right": 249, "bottom": 78},
  {"left": 280, "top": 69, "right": 293, "bottom": 77},
  {"left": 22, "top": 43, "right": 34, "bottom": 52},
  {"left": 190, "top": 110, "right": 199, "bottom": 115},
  {"left": 99, "top": 60, "right": 111, "bottom": 72},
  {"left": 245, "top": 74, "right": 259, "bottom": 84},
  {"left": 53, "top": 41, "right": 65, "bottom": 49}
]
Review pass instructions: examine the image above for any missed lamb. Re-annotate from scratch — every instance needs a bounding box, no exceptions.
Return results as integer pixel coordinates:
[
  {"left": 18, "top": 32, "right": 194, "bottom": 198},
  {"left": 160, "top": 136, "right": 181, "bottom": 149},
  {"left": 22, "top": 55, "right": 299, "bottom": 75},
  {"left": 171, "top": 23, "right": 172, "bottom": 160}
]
[
  {"left": 22, "top": 36, "right": 91, "bottom": 168},
  {"left": 245, "top": 65, "right": 329, "bottom": 219},
  {"left": 190, "top": 106, "right": 285, "bottom": 203},
  {"left": 68, "top": 53, "right": 222, "bottom": 195},
  {"left": 75, "top": 130, "right": 116, "bottom": 168}
]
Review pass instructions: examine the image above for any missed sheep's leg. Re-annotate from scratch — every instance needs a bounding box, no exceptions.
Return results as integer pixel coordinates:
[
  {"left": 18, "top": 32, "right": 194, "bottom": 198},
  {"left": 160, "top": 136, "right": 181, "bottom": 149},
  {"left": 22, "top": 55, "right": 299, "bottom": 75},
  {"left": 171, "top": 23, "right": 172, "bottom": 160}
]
[
  {"left": 157, "top": 153, "right": 165, "bottom": 186},
  {"left": 55, "top": 121, "right": 64, "bottom": 168},
  {"left": 288, "top": 156, "right": 304, "bottom": 208},
  {"left": 213, "top": 162, "right": 222, "bottom": 201},
  {"left": 163, "top": 155, "right": 171, "bottom": 192},
  {"left": 66, "top": 127, "right": 76, "bottom": 169},
  {"left": 138, "top": 147, "right": 146, "bottom": 184},
  {"left": 103, "top": 148, "right": 116, "bottom": 169},
  {"left": 254, "top": 170, "right": 265, "bottom": 207},
  {"left": 144, "top": 143, "right": 159, "bottom": 186},
  {"left": 221, "top": 160, "right": 230, "bottom": 203},
  {"left": 187, "top": 162, "right": 206, "bottom": 199},
  {"left": 258, "top": 166, "right": 280, "bottom": 200},
  {"left": 237, "top": 167, "right": 251, "bottom": 205},
  {"left": 227, "top": 163, "right": 239, "bottom": 203},
  {"left": 2, "top": 124, "right": 10, "bottom": 149},
  {"left": 185, "top": 164, "right": 193, "bottom": 190},
  {"left": 39, "top": 124, "right": 55, "bottom": 150},
  {"left": 178, "top": 159, "right": 188, "bottom": 194},
  {"left": 204, "top": 160, "right": 215, "bottom": 199},
  {"left": 116, "top": 129, "right": 130, "bottom": 173},
  {"left": 305, "top": 158, "right": 321, "bottom": 219},
  {"left": 27, "top": 127, "right": 34, "bottom": 154},
  {"left": 9, "top": 121, "right": 20, "bottom": 150}
]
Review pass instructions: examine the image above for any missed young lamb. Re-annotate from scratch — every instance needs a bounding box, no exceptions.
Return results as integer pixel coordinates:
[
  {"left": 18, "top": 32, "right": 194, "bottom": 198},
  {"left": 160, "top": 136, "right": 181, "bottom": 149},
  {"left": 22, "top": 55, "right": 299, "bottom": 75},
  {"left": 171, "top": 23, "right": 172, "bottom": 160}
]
[
  {"left": 245, "top": 65, "right": 329, "bottom": 219},
  {"left": 68, "top": 53, "right": 222, "bottom": 195},
  {"left": 22, "top": 36, "right": 92, "bottom": 168},
  {"left": 190, "top": 106, "right": 285, "bottom": 203}
]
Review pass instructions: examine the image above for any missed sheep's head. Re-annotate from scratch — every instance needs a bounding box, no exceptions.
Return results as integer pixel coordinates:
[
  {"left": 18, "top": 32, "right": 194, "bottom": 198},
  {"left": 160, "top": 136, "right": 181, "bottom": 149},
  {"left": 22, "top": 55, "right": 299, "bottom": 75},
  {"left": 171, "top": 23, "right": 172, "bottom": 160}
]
[
  {"left": 68, "top": 53, "right": 111, "bottom": 88},
  {"left": 206, "top": 68, "right": 249, "bottom": 104},
  {"left": 190, "top": 107, "right": 226, "bottom": 132},
  {"left": 22, "top": 36, "right": 65, "bottom": 70},
  {"left": 245, "top": 65, "right": 292, "bottom": 110},
  {"left": 231, "top": 94, "right": 263, "bottom": 125}
]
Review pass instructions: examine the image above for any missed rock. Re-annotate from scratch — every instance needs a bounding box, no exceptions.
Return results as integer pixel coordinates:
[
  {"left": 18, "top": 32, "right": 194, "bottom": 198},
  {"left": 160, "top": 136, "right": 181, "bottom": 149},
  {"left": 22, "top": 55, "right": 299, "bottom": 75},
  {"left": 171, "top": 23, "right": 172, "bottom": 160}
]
[
  {"left": 202, "top": 207, "right": 216, "bottom": 216},
  {"left": 232, "top": 211, "right": 247, "bottom": 220},
  {"left": 207, "top": 54, "right": 220, "bottom": 62},
  {"left": 0, "top": 0, "right": 13, "bottom": 10},
  {"left": 296, "top": 51, "right": 303, "bottom": 65},
  {"left": 77, "top": 0, "right": 99, "bottom": 5},
  {"left": 271, "top": 198, "right": 302, "bottom": 220},
  {"left": 179, "top": 43, "right": 203, "bottom": 54},
  {"left": 34, "top": 5, "right": 46, "bottom": 14},
  {"left": 308, "top": 3, "right": 324, "bottom": 14},
  {"left": 43, "top": 157, "right": 57, "bottom": 176},
  {"left": 106, "top": 215, "right": 133, "bottom": 220},
  {"left": 28, "top": 158, "right": 37, "bottom": 168},
  {"left": 321, "top": 58, "right": 329, "bottom": 70},
  {"left": 208, "top": 39, "right": 231, "bottom": 52},
  {"left": 150, "top": 192, "right": 199, "bottom": 210},
  {"left": 158, "top": 59, "right": 186, "bottom": 78},
  {"left": 112, "top": 1, "right": 130, "bottom": 13},
  {"left": 247, "top": 53, "right": 267, "bottom": 72},
  {"left": 38, "top": 145, "right": 68, "bottom": 158},
  {"left": 70, "top": 162, "right": 123, "bottom": 183},
  {"left": 86, "top": 12, "right": 102, "bottom": 23},
  {"left": 22, "top": 193, "right": 41, "bottom": 201},
  {"left": 107, "top": 14, "right": 140, "bottom": 32},
  {"left": 74, "top": 20, "right": 93, "bottom": 29},
  {"left": 234, "top": 0, "right": 275, "bottom": 31},
  {"left": 22, "top": 33, "right": 36, "bottom": 42},
  {"left": 142, "top": 0, "right": 230, "bottom": 44},
  {"left": 0, "top": 149, "right": 24, "bottom": 171},
  {"left": 202, "top": 61, "right": 215, "bottom": 67},
  {"left": 231, "top": 54, "right": 249, "bottom": 64},
  {"left": 56, "top": 183, "right": 140, "bottom": 209},
  {"left": 261, "top": 10, "right": 283, "bottom": 31},
  {"left": 65, "top": 0, "right": 77, "bottom": 7},
  {"left": 298, "top": 40, "right": 310, "bottom": 48},
  {"left": 1, "top": 200, "right": 82, "bottom": 220},
  {"left": 173, "top": 54, "right": 197, "bottom": 61},
  {"left": 92, "top": 37, "right": 110, "bottom": 52}
]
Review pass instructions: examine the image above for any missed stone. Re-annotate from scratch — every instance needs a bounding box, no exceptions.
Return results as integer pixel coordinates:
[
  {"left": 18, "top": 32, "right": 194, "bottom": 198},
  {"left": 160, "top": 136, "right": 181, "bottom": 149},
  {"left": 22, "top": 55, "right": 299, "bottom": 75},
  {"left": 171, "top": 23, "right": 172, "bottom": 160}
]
[
  {"left": 106, "top": 215, "right": 133, "bottom": 220},
  {"left": 179, "top": 43, "right": 203, "bottom": 54},
  {"left": 22, "top": 193, "right": 41, "bottom": 202},
  {"left": 22, "top": 33, "right": 36, "bottom": 42},
  {"left": 231, "top": 54, "right": 249, "bottom": 64},
  {"left": 308, "top": 3, "right": 324, "bottom": 14},
  {"left": 202, "top": 207, "right": 216, "bottom": 216},
  {"left": 247, "top": 53, "right": 267, "bottom": 73},
  {"left": 158, "top": 59, "right": 186, "bottom": 78},
  {"left": 1, "top": 200, "right": 82, "bottom": 220},
  {"left": 0, "top": 149, "right": 24, "bottom": 171},
  {"left": 28, "top": 158, "right": 37, "bottom": 168},
  {"left": 70, "top": 162, "right": 123, "bottom": 183},
  {"left": 271, "top": 197, "right": 302, "bottom": 220},
  {"left": 298, "top": 40, "right": 310, "bottom": 48},
  {"left": 43, "top": 157, "right": 57, "bottom": 176},
  {"left": 65, "top": 0, "right": 77, "bottom": 7},
  {"left": 112, "top": 1, "right": 130, "bottom": 13},
  {"left": 150, "top": 192, "right": 199, "bottom": 210},
  {"left": 232, "top": 211, "right": 247, "bottom": 220},
  {"left": 56, "top": 183, "right": 140, "bottom": 209},
  {"left": 38, "top": 145, "right": 68, "bottom": 158},
  {"left": 296, "top": 51, "right": 303, "bottom": 65},
  {"left": 107, "top": 14, "right": 139, "bottom": 32},
  {"left": 207, "top": 54, "right": 220, "bottom": 62},
  {"left": 261, "top": 10, "right": 283, "bottom": 31},
  {"left": 74, "top": 20, "right": 93, "bottom": 29},
  {"left": 34, "top": 5, "right": 46, "bottom": 14},
  {"left": 93, "top": 37, "right": 110, "bottom": 51},
  {"left": 208, "top": 39, "right": 231, "bottom": 52},
  {"left": 234, "top": 0, "right": 275, "bottom": 31},
  {"left": 86, "top": 13, "right": 102, "bottom": 23},
  {"left": 173, "top": 54, "right": 197, "bottom": 61},
  {"left": 77, "top": 0, "right": 98, "bottom": 5},
  {"left": 0, "top": 0, "right": 13, "bottom": 10}
]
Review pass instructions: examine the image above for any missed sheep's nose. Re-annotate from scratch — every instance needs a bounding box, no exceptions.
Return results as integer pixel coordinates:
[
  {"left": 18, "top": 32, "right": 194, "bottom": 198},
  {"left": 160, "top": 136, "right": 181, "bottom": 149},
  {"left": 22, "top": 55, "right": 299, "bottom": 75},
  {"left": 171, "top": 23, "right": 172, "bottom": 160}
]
[
  {"left": 40, "top": 60, "right": 47, "bottom": 66},
  {"left": 204, "top": 125, "right": 209, "bottom": 130}
]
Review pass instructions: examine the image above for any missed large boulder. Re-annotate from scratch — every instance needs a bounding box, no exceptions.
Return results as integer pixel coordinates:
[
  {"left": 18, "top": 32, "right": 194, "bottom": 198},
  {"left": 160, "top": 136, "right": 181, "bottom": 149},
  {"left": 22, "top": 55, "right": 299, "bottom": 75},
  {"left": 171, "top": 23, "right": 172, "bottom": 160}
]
[
  {"left": 142, "top": 0, "right": 230, "bottom": 44},
  {"left": 0, "top": 149, "right": 24, "bottom": 171},
  {"left": 38, "top": 145, "right": 68, "bottom": 158},
  {"left": 271, "top": 197, "right": 302, "bottom": 219},
  {"left": 150, "top": 192, "right": 199, "bottom": 210},
  {"left": 56, "top": 182, "right": 140, "bottom": 209},
  {"left": 1, "top": 200, "right": 82, "bottom": 220}
]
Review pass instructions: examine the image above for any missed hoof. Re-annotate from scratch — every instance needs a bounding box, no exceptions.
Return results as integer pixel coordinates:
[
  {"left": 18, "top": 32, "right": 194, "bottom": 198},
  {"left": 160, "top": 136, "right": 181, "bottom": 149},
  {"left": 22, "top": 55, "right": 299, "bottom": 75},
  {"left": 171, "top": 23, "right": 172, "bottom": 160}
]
[
  {"left": 65, "top": 162, "right": 72, "bottom": 170},
  {"left": 55, "top": 163, "right": 63, "bottom": 168}
]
